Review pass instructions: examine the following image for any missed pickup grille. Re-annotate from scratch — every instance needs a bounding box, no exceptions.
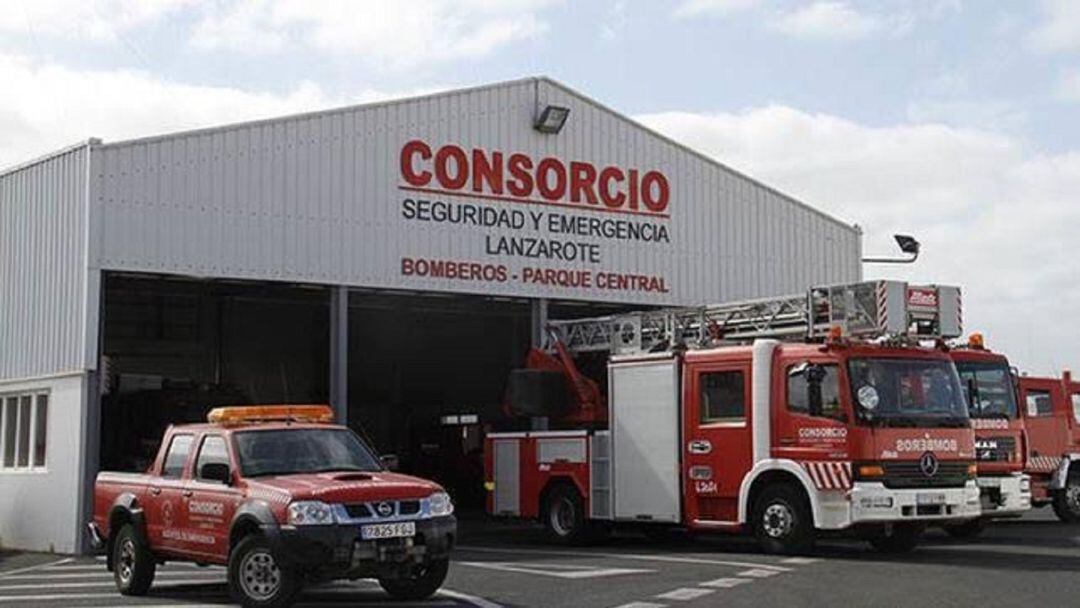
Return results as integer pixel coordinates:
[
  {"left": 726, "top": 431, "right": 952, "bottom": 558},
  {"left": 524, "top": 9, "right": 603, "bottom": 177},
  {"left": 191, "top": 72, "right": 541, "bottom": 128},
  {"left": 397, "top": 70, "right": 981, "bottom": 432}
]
[
  {"left": 342, "top": 499, "right": 422, "bottom": 520},
  {"left": 975, "top": 436, "right": 1016, "bottom": 463},
  {"left": 881, "top": 461, "right": 970, "bottom": 489}
]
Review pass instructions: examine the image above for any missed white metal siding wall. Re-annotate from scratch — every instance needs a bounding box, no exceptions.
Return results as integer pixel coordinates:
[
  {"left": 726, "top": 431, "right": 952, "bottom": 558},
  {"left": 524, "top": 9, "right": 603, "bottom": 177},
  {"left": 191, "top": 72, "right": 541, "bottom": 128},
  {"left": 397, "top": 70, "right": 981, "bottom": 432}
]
[
  {"left": 0, "top": 144, "right": 91, "bottom": 380},
  {"left": 91, "top": 78, "right": 860, "bottom": 306}
]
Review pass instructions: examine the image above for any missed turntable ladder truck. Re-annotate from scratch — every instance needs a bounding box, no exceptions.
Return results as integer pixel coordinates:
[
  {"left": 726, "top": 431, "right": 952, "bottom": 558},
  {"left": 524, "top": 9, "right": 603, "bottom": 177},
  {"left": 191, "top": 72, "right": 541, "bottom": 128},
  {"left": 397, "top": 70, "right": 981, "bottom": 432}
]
[{"left": 485, "top": 280, "right": 981, "bottom": 554}]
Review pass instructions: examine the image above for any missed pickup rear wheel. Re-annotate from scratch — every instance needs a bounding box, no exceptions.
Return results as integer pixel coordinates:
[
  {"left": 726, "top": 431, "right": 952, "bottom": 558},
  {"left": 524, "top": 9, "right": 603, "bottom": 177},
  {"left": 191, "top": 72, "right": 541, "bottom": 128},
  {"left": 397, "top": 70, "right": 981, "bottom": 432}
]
[
  {"left": 228, "top": 534, "right": 300, "bottom": 608},
  {"left": 751, "top": 484, "right": 815, "bottom": 555},
  {"left": 379, "top": 558, "right": 450, "bottom": 601},
  {"left": 112, "top": 524, "right": 155, "bottom": 595}
]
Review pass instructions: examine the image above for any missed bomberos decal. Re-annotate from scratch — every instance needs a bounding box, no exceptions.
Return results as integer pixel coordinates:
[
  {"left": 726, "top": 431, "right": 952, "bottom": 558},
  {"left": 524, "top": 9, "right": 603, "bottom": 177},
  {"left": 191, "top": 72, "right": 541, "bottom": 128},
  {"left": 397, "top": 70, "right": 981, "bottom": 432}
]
[{"left": 397, "top": 139, "right": 674, "bottom": 296}]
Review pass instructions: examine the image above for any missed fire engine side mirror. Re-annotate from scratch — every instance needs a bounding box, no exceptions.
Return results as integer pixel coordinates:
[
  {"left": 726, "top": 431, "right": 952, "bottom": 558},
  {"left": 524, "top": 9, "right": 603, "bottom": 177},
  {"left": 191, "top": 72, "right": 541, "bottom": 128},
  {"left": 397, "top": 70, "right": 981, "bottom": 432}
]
[
  {"left": 380, "top": 454, "right": 400, "bottom": 472},
  {"left": 200, "top": 462, "right": 231, "bottom": 485}
]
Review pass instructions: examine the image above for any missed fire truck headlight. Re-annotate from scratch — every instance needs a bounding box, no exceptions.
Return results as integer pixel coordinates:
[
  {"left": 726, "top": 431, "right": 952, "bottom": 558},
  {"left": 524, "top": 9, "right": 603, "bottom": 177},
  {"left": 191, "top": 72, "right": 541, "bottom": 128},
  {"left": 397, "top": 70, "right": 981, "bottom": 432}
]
[
  {"left": 1020, "top": 476, "right": 1031, "bottom": 492},
  {"left": 428, "top": 492, "right": 454, "bottom": 517},
  {"left": 288, "top": 501, "right": 335, "bottom": 525}
]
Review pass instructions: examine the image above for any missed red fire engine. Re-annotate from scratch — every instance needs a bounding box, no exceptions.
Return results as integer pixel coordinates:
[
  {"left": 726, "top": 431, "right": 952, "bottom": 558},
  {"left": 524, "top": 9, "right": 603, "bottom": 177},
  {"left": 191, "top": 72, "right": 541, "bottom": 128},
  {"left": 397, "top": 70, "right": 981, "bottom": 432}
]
[
  {"left": 947, "top": 337, "right": 1031, "bottom": 537},
  {"left": 485, "top": 281, "right": 981, "bottom": 554},
  {"left": 1016, "top": 372, "right": 1080, "bottom": 521}
]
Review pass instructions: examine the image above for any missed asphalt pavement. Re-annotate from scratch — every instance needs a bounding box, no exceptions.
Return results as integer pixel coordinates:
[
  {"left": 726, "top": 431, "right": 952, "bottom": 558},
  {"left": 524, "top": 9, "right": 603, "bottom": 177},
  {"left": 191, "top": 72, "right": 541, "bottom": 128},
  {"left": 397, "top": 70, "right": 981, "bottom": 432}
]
[{"left": 2, "top": 509, "right": 1079, "bottom": 608}]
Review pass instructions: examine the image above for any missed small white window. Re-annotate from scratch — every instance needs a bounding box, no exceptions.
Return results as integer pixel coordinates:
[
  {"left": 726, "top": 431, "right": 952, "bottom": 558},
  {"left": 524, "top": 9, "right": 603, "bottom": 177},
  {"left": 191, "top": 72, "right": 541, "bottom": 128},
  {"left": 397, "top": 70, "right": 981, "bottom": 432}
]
[
  {"left": 1072, "top": 394, "right": 1080, "bottom": 425},
  {"left": 0, "top": 391, "right": 49, "bottom": 472}
]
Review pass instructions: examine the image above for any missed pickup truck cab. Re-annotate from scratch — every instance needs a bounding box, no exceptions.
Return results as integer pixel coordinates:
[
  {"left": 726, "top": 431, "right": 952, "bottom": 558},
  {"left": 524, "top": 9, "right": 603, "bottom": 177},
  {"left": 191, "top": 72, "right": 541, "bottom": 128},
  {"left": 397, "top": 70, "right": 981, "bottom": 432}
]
[{"left": 89, "top": 405, "right": 456, "bottom": 608}]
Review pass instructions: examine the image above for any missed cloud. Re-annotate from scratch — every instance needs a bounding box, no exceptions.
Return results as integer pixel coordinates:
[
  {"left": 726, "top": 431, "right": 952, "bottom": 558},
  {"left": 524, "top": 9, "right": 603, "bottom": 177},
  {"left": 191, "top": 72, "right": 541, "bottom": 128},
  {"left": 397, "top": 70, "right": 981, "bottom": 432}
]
[
  {"left": 673, "top": 0, "right": 762, "bottom": 19},
  {"left": 637, "top": 106, "right": 1080, "bottom": 374},
  {"left": 0, "top": 0, "right": 193, "bottom": 42},
  {"left": 769, "top": 2, "right": 882, "bottom": 41},
  {"left": 189, "top": 0, "right": 557, "bottom": 69},
  {"left": 1028, "top": 0, "right": 1080, "bottom": 54},
  {"left": 1056, "top": 67, "right": 1080, "bottom": 102},
  {"left": 0, "top": 53, "right": 445, "bottom": 169}
]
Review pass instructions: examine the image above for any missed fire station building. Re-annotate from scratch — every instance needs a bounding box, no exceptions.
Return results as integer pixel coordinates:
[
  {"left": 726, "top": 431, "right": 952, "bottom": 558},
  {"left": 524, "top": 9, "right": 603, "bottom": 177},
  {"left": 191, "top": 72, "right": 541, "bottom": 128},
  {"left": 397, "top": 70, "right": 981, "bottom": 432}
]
[{"left": 0, "top": 77, "right": 862, "bottom": 553}]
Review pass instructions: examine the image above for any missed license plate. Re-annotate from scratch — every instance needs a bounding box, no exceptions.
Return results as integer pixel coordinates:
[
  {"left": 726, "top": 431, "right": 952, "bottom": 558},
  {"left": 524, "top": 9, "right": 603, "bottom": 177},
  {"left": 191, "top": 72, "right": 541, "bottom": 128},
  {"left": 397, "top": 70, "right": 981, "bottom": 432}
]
[
  {"left": 977, "top": 477, "right": 1001, "bottom": 488},
  {"left": 361, "top": 522, "right": 415, "bottom": 540},
  {"left": 916, "top": 492, "right": 946, "bottom": 506}
]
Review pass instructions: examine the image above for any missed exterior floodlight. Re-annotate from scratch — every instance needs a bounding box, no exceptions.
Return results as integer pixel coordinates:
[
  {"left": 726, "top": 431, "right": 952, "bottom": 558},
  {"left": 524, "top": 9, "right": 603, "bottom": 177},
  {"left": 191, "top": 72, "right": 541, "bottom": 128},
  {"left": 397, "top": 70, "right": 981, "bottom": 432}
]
[
  {"left": 862, "top": 233, "right": 920, "bottom": 264},
  {"left": 534, "top": 105, "right": 570, "bottom": 134}
]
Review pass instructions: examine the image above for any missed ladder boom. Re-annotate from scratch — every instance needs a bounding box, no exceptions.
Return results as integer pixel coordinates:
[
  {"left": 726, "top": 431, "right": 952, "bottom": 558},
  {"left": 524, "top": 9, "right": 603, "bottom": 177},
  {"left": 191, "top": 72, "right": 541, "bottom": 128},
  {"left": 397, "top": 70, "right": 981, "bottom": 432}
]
[{"left": 549, "top": 280, "right": 962, "bottom": 354}]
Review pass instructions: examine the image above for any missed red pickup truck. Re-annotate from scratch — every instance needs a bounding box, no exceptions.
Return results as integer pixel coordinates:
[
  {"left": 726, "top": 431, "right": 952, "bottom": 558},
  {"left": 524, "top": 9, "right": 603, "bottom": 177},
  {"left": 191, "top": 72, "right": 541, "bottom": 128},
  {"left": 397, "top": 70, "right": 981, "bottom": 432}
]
[{"left": 88, "top": 405, "right": 457, "bottom": 608}]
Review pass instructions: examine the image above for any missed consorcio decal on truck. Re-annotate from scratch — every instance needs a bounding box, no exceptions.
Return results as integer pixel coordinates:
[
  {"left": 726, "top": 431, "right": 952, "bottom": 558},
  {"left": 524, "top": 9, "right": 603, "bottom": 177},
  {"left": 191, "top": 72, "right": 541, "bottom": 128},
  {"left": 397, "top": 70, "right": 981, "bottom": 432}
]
[{"left": 396, "top": 139, "right": 675, "bottom": 296}]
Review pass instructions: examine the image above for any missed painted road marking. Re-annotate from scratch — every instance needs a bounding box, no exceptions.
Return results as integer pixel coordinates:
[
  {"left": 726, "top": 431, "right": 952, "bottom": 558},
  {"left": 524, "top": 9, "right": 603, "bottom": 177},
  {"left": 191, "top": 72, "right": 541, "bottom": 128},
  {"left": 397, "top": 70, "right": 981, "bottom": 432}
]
[
  {"left": 737, "top": 568, "right": 780, "bottom": 578},
  {"left": 457, "top": 545, "right": 791, "bottom": 572},
  {"left": 700, "top": 577, "right": 753, "bottom": 588},
  {"left": 460, "top": 561, "right": 653, "bottom": 579},
  {"left": 0, "top": 557, "right": 73, "bottom": 577},
  {"left": 655, "top": 587, "right": 715, "bottom": 601},
  {"left": 612, "top": 603, "right": 667, "bottom": 608},
  {"left": 0, "top": 569, "right": 226, "bottom": 580},
  {"left": 781, "top": 557, "right": 820, "bottom": 565},
  {"left": 0, "top": 578, "right": 225, "bottom": 591}
]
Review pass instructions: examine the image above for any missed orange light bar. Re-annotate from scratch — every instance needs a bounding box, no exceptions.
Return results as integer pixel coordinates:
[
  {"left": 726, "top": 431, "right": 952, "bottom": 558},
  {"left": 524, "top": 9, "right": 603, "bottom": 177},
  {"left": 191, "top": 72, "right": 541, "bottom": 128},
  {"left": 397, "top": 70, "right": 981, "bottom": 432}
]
[
  {"left": 207, "top": 405, "right": 335, "bottom": 425},
  {"left": 968, "top": 332, "right": 985, "bottom": 350}
]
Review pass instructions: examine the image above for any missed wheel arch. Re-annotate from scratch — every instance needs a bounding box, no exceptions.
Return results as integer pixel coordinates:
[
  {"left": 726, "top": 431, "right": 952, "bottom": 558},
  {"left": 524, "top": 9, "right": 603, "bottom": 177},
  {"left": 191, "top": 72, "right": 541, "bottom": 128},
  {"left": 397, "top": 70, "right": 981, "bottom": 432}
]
[
  {"left": 229, "top": 500, "right": 279, "bottom": 553},
  {"left": 738, "top": 460, "right": 821, "bottom": 527},
  {"left": 106, "top": 493, "right": 147, "bottom": 571},
  {"left": 539, "top": 475, "right": 588, "bottom": 517}
]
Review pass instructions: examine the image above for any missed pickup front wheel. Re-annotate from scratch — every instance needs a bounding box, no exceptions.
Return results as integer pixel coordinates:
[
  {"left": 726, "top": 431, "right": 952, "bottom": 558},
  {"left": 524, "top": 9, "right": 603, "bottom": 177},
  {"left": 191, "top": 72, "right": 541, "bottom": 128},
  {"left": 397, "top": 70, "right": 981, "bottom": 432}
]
[
  {"left": 112, "top": 524, "right": 155, "bottom": 595},
  {"left": 379, "top": 558, "right": 450, "bottom": 601},
  {"left": 228, "top": 535, "right": 300, "bottom": 608}
]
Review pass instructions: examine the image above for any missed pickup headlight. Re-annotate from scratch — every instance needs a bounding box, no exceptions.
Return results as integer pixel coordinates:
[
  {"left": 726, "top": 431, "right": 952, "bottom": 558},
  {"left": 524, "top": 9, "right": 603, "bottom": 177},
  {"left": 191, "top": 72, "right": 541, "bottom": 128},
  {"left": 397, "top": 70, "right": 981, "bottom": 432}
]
[
  {"left": 428, "top": 492, "right": 454, "bottom": 517},
  {"left": 288, "top": 501, "right": 335, "bottom": 525}
]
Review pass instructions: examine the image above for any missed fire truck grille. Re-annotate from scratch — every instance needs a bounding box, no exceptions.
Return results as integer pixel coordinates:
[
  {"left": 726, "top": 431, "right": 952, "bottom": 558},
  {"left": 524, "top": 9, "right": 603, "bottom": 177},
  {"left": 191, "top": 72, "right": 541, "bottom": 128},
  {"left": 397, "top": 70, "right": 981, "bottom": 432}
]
[
  {"left": 975, "top": 436, "right": 1017, "bottom": 462},
  {"left": 881, "top": 461, "right": 970, "bottom": 489}
]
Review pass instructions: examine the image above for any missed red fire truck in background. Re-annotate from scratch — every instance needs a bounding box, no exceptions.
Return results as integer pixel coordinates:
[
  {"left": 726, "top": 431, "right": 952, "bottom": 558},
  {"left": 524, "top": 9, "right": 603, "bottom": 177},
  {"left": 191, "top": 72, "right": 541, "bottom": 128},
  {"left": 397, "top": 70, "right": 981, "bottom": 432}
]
[
  {"left": 1016, "top": 372, "right": 1080, "bottom": 521},
  {"left": 485, "top": 281, "right": 981, "bottom": 555},
  {"left": 946, "top": 337, "right": 1031, "bottom": 538}
]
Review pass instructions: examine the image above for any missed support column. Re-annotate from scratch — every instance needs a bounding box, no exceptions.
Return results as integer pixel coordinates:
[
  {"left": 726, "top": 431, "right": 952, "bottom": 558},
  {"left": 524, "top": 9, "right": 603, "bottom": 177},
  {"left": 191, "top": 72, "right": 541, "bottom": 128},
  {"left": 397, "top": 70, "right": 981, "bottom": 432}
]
[
  {"left": 530, "top": 298, "right": 549, "bottom": 349},
  {"left": 329, "top": 286, "right": 349, "bottom": 424}
]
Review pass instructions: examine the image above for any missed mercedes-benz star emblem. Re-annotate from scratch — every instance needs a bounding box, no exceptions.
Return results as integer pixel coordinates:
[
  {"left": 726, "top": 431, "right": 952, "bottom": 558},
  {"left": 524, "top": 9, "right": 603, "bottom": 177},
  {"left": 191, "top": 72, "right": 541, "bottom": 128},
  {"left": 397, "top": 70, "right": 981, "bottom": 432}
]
[
  {"left": 376, "top": 501, "right": 394, "bottom": 517},
  {"left": 919, "top": 452, "right": 939, "bottom": 477}
]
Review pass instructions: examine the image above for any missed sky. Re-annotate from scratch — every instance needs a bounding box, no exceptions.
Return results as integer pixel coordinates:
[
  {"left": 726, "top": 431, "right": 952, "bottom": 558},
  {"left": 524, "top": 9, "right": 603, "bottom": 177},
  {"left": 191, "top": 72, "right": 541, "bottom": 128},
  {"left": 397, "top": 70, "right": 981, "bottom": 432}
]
[{"left": 2, "top": 0, "right": 1079, "bottom": 375}]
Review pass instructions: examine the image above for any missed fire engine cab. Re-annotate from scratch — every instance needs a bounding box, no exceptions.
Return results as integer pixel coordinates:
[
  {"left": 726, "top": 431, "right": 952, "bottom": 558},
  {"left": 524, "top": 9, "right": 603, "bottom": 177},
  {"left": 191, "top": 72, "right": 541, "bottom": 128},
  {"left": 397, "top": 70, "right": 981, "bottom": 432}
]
[
  {"left": 947, "top": 337, "right": 1031, "bottom": 537},
  {"left": 485, "top": 281, "right": 981, "bottom": 554},
  {"left": 1016, "top": 372, "right": 1080, "bottom": 522}
]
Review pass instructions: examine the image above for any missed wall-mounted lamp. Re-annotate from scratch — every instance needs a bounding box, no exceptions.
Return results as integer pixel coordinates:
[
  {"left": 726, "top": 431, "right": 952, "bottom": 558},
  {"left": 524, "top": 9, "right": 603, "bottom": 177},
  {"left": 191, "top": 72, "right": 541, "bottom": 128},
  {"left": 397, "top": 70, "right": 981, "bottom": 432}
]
[
  {"left": 862, "top": 234, "right": 921, "bottom": 264},
  {"left": 534, "top": 105, "right": 570, "bottom": 134}
]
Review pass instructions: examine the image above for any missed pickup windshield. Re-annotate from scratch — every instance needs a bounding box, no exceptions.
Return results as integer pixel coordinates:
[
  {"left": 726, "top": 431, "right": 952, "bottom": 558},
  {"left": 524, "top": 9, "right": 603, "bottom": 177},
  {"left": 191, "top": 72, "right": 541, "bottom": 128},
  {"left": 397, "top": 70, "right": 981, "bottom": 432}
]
[
  {"left": 234, "top": 428, "right": 382, "bottom": 477},
  {"left": 848, "top": 358, "right": 969, "bottom": 427},
  {"left": 955, "top": 361, "right": 1019, "bottom": 419}
]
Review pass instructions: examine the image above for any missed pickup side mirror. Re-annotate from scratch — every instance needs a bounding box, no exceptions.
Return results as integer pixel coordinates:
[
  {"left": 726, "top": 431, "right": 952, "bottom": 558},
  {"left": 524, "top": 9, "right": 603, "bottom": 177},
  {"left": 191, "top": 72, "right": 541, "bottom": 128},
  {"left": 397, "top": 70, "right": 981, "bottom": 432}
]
[
  {"left": 200, "top": 462, "right": 232, "bottom": 485},
  {"left": 380, "top": 454, "right": 400, "bottom": 472}
]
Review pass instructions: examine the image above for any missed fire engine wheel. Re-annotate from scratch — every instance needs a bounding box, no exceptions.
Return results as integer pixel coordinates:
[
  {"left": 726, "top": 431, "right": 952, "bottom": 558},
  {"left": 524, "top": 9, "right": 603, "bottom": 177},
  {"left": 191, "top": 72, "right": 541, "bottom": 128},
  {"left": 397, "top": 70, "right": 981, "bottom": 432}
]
[
  {"left": 544, "top": 484, "right": 588, "bottom": 544},
  {"left": 379, "top": 558, "right": 450, "bottom": 601},
  {"left": 751, "top": 484, "right": 815, "bottom": 555},
  {"left": 868, "top": 523, "right": 923, "bottom": 554},
  {"left": 1052, "top": 474, "right": 1080, "bottom": 523},
  {"left": 943, "top": 518, "right": 986, "bottom": 539},
  {"left": 112, "top": 524, "right": 156, "bottom": 596},
  {"left": 228, "top": 534, "right": 300, "bottom": 608}
]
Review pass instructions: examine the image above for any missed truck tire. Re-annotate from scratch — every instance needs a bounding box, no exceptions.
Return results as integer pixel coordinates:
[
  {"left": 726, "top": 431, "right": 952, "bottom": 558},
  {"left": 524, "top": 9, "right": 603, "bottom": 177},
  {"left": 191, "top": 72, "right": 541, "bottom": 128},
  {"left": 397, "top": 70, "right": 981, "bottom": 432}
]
[
  {"left": 1052, "top": 473, "right": 1080, "bottom": 523},
  {"left": 379, "top": 558, "right": 450, "bottom": 601},
  {"left": 868, "top": 523, "right": 923, "bottom": 553},
  {"left": 943, "top": 518, "right": 986, "bottom": 540},
  {"left": 112, "top": 523, "right": 156, "bottom": 595},
  {"left": 543, "top": 484, "right": 589, "bottom": 545},
  {"left": 751, "top": 484, "right": 815, "bottom": 555},
  {"left": 228, "top": 534, "right": 300, "bottom": 608}
]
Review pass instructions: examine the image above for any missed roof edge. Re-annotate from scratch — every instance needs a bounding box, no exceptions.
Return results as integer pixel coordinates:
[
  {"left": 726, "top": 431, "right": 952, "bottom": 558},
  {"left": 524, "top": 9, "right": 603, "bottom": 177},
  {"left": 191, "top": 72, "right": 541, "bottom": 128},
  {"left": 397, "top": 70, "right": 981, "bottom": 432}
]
[
  {"left": 0, "top": 138, "right": 99, "bottom": 179},
  {"left": 535, "top": 77, "right": 858, "bottom": 234}
]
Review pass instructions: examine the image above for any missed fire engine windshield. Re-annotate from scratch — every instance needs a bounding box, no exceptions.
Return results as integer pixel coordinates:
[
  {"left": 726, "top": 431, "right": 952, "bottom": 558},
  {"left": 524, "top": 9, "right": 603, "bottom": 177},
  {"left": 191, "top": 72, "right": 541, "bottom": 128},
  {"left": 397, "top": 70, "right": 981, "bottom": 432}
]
[
  {"left": 954, "top": 361, "right": 1019, "bottom": 419},
  {"left": 848, "top": 358, "right": 969, "bottom": 427},
  {"left": 234, "top": 428, "right": 383, "bottom": 477}
]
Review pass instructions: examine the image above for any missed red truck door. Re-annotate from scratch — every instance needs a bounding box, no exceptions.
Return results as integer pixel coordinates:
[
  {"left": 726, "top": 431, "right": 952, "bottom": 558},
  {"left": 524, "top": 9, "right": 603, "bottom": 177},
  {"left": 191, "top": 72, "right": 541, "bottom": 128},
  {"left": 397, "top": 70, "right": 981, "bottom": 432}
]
[
  {"left": 1065, "top": 381, "right": 1080, "bottom": 450},
  {"left": 184, "top": 433, "right": 242, "bottom": 562},
  {"left": 146, "top": 433, "right": 195, "bottom": 556},
  {"left": 683, "top": 359, "right": 753, "bottom": 523},
  {"left": 773, "top": 359, "right": 850, "bottom": 483},
  {"left": 1021, "top": 380, "right": 1066, "bottom": 472}
]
